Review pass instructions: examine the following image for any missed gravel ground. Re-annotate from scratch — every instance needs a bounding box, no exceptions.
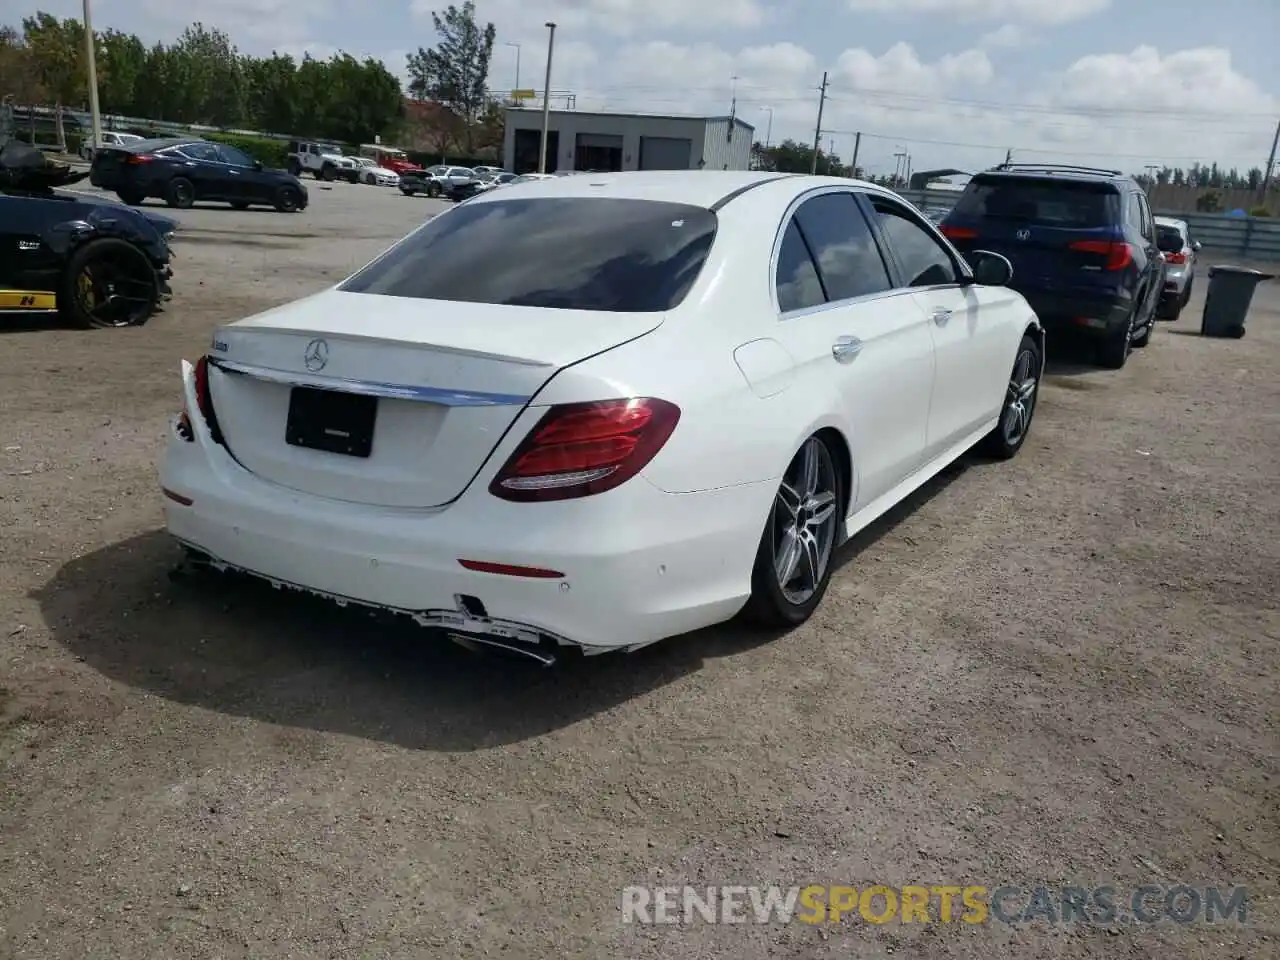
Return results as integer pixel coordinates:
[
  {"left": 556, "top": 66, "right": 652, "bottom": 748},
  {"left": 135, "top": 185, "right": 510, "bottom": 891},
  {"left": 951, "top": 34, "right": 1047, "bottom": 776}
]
[{"left": 1, "top": 181, "right": 1277, "bottom": 959}]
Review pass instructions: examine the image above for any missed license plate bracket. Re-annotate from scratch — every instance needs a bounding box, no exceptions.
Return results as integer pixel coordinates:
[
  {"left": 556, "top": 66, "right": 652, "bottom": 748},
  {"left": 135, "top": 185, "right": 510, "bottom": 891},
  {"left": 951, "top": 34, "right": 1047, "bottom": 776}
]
[{"left": 286, "top": 386, "right": 377, "bottom": 458}]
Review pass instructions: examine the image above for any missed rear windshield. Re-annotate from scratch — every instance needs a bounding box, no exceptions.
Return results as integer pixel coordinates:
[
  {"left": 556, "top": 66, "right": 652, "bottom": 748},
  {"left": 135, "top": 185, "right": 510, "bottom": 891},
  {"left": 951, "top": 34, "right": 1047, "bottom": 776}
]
[
  {"left": 1156, "top": 225, "right": 1185, "bottom": 252},
  {"left": 951, "top": 176, "right": 1118, "bottom": 228},
  {"left": 339, "top": 197, "right": 718, "bottom": 312}
]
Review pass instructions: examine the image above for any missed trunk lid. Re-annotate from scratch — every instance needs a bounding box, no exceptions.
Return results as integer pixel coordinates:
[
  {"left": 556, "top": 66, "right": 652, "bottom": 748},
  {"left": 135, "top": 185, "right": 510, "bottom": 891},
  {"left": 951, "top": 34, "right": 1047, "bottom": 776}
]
[
  {"left": 205, "top": 289, "right": 663, "bottom": 508},
  {"left": 89, "top": 147, "right": 130, "bottom": 188}
]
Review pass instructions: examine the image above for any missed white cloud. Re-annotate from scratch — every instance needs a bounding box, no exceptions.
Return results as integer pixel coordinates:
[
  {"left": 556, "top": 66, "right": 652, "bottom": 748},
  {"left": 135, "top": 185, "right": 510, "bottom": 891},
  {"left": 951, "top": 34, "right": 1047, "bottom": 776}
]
[
  {"left": 979, "top": 24, "right": 1031, "bottom": 48},
  {"left": 844, "top": 0, "right": 1109, "bottom": 26},
  {"left": 453, "top": 0, "right": 769, "bottom": 39}
]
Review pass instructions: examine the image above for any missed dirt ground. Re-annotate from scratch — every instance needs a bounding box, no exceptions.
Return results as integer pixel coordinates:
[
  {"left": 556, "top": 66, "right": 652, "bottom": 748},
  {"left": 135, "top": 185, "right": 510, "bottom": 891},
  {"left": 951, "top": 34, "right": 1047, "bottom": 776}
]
[{"left": 1, "top": 181, "right": 1277, "bottom": 960}]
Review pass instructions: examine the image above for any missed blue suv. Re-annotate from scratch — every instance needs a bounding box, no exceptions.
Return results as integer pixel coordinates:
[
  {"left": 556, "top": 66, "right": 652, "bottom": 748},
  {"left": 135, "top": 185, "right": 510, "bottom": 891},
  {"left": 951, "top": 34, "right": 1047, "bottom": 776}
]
[{"left": 939, "top": 163, "right": 1164, "bottom": 369}]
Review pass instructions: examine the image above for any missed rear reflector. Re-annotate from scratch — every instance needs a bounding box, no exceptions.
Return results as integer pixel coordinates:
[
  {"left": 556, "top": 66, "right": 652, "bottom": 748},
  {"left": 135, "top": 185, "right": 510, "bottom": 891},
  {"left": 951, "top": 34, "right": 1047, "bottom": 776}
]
[
  {"left": 458, "top": 559, "right": 565, "bottom": 579},
  {"left": 940, "top": 225, "right": 977, "bottom": 240},
  {"left": 1068, "top": 240, "right": 1134, "bottom": 271},
  {"left": 489, "top": 398, "right": 681, "bottom": 502},
  {"left": 1163, "top": 252, "right": 1187, "bottom": 264}
]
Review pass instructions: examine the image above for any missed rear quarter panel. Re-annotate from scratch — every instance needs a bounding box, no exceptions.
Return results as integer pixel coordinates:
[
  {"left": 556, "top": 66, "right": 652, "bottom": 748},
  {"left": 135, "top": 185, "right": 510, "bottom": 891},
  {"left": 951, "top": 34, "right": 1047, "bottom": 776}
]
[{"left": 530, "top": 188, "right": 858, "bottom": 495}]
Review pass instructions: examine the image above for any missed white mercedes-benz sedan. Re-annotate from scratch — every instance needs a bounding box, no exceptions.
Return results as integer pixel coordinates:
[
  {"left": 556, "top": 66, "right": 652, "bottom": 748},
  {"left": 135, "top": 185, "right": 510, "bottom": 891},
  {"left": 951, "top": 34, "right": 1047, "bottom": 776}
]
[{"left": 160, "top": 171, "right": 1044, "bottom": 663}]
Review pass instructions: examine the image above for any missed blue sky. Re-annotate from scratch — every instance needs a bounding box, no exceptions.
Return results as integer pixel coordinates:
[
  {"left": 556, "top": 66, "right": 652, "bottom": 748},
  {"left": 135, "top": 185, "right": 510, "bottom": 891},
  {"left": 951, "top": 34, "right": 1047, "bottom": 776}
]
[{"left": 14, "top": 0, "right": 1279, "bottom": 175}]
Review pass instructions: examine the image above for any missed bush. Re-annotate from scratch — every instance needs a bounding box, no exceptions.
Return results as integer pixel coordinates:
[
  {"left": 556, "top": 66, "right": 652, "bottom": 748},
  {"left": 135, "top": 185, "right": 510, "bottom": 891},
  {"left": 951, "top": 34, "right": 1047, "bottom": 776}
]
[
  {"left": 1248, "top": 205, "right": 1272, "bottom": 217},
  {"left": 205, "top": 133, "right": 290, "bottom": 169}
]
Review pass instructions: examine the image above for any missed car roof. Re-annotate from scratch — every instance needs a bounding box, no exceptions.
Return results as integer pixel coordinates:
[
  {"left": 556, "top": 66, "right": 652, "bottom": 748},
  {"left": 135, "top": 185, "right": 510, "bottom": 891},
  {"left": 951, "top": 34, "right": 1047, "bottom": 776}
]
[
  {"left": 973, "top": 166, "right": 1132, "bottom": 188},
  {"left": 118, "top": 137, "right": 193, "bottom": 152},
  {"left": 465, "top": 170, "right": 906, "bottom": 211}
]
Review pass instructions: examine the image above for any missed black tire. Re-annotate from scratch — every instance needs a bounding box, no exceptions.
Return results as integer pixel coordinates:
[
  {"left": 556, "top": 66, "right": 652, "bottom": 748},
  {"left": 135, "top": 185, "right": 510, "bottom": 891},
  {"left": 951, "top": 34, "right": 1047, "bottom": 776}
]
[
  {"left": 230, "top": 200, "right": 250, "bottom": 210},
  {"left": 744, "top": 435, "right": 844, "bottom": 629},
  {"left": 166, "top": 177, "right": 195, "bottom": 209},
  {"left": 426, "top": 181, "right": 442, "bottom": 198},
  {"left": 116, "top": 189, "right": 144, "bottom": 206},
  {"left": 59, "top": 238, "right": 160, "bottom": 329},
  {"left": 365, "top": 172, "right": 376, "bottom": 185},
  {"left": 1158, "top": 298, "right": 1183, "bottom": 322},
  {"left": 979, "top": 333, "right": 1042, "bottom": 459},
  {"left": 1132, "top": 315, "right": 1154, "bottom": 348},
  {"left": 319, "top": 163, "right": 335, "bottom": 182},
  {"left": 1097, "top": 300, "right": 1138, "bottom": 369},
  {"left": 273, "top": 185, "right": 302, "bottom": 213},
  {"left": 1227, "top": 325, "right": 1246, "bottom": 340},
  {"left": 400, "top": 187, "right": 418, "bottom": 197}
]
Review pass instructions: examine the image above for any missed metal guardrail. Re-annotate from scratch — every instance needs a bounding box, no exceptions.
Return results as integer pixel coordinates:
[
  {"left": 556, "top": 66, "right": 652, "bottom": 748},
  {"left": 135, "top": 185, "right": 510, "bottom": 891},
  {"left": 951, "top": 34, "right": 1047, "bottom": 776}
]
[{"left": 898, "top": 189, "right": 1280, "bottom": 262}]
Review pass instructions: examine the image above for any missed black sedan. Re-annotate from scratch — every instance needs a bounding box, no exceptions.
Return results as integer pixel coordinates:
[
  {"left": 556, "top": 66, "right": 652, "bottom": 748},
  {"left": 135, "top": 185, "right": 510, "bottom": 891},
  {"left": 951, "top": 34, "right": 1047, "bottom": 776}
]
[
  {"left": 90, "top": 137, "right": 308, "bottom": 213},
  {"left": 1, "top": 140, "right": 175, "bottom": 328}
]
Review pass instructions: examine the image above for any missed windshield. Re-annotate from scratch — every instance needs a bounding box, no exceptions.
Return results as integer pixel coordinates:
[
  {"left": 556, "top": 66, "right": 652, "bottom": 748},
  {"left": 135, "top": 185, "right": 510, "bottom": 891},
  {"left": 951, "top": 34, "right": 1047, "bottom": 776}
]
[
  {"left": 951, "top": 176, "right": 1118, "bottom": 228},
  {"left": 339, "top": 197, "right": 718, "bottom": 312}
]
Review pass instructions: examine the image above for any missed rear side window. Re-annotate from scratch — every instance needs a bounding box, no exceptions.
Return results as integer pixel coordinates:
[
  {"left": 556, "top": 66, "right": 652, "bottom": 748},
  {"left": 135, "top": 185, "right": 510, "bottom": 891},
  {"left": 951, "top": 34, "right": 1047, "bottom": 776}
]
[
  {"left": 951, "top": 176, "right": 1118, "bottom": 228},
  {"left": 776, "top": 221, "right": 825, "bottom": 312},
  {"left": 177, "top": 142, "right": 219, "bottom": 162},
  {"left": 340, "top": 198, "right": 717, "bottom": 313}
]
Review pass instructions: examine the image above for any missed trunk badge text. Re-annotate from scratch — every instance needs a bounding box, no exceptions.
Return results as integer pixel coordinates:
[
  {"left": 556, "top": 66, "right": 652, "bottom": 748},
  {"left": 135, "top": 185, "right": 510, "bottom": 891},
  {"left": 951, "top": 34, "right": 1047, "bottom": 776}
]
[
  {"left": 304, "top": 338, "right": 329, "bottom": 372},
  {"left": 1016, "top": 229, "right": 1031, "bottom": 241}
]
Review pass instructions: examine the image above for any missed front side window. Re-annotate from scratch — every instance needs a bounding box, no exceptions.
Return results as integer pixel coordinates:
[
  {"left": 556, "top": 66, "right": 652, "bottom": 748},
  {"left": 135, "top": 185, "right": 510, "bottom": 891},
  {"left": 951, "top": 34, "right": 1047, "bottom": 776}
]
[
  {"left": 871, "top": 199, "right": 959, "bottom": 287},
  {"left": 340, "top": 198, "right": 718, "bottom": 313},
  {"left": 216, "top": 144, "right": 255, "bottom": 167}
]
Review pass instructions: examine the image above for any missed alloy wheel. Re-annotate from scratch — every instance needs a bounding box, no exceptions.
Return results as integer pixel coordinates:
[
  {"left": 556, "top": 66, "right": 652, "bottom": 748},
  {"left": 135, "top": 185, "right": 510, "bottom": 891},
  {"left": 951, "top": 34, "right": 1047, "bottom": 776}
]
[
  {"left": 772, "top": 438, "right": 839, "bottom": 605},
  {"left": 1002, "top": 347, "right": 1039, "bottom": 446}
]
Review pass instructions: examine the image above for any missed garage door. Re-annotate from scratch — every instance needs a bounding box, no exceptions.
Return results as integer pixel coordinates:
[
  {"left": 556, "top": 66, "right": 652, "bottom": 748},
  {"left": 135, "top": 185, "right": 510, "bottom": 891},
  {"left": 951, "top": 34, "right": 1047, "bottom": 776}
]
[{"left": 639, "top": 137, "right": 692, "bottom": 170}]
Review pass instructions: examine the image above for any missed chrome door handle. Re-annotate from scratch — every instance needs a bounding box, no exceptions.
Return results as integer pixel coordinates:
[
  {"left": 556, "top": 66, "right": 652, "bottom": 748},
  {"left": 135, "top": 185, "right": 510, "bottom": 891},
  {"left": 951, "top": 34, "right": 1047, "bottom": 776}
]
[
  {"left": 931, "top": 308, "right": 952, "bottom": 325},
  {"left": 831, "top": 336, "right": 862, "bottom": 363}
]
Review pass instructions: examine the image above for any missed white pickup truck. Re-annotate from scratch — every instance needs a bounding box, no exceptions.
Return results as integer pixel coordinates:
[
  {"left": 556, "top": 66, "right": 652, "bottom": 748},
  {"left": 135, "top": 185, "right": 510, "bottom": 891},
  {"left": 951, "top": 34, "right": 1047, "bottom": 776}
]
[{"left": 285, "top": 141, "right": 359, "bottom": 182}]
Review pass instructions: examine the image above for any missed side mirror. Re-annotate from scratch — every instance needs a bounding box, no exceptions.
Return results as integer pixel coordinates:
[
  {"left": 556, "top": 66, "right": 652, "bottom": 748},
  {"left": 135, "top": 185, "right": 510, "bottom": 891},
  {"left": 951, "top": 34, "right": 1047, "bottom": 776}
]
[
  {"left": 1192, "top": 241, "right": 1202, "bottom": 251},
  {"left": 967, "top": 250, "right": 1013, "bottom": 286},
  {"left": 253, "top": 160, "right": 263, "bottom": 171}
]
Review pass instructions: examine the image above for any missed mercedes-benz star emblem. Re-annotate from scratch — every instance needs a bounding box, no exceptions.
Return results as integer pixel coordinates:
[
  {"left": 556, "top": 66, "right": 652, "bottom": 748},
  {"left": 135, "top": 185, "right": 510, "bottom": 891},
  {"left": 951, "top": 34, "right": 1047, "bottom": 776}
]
[
  {"left": 303, "top": 338, "right": 329, "bottom": 372},
  {"left": 1016, "top": 229, "right": 1031, "bottom": 241}
]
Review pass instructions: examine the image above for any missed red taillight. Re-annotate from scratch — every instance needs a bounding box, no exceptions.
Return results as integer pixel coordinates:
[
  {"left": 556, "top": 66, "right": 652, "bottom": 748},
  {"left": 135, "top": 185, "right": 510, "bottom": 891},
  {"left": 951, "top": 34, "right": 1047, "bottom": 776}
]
[
  {"left": 1068, "top": 240, "right": 1134, "bottom": 271},
  {"left": 940, "top": 225, "right": 977, "bottom": 241},
  {"left": 125, "top": 153, "right": 155, "bottom": 165},
  {"left": 457, "top": 559, "right": 565, "bottom": 579},
  {"left": 189, "top": 355, "right": 223, "bottom": 443},
  {"left": 489, "top": 398, "right": 681, "bottom": 502},
  {"left": 1163, "top": 251, "right": 1187, "bottom": 264}
]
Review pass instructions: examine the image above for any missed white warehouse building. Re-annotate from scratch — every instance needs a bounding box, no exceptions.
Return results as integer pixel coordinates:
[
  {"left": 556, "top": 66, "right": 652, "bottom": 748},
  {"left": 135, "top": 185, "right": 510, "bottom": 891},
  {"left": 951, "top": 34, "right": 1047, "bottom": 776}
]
[{"left": 502, "top": 108, "right": 755, "bottom": 175}]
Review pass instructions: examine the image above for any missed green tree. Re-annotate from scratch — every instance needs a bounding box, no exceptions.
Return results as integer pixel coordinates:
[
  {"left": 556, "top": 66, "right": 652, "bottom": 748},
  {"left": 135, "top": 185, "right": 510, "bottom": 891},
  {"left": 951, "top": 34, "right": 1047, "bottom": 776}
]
[
  {"left": 97, "top": 29, "right": 146, "bottom": 115},
  {"left": 20, "top": 12, "right": 86, "bottom": 105},
  {"left": 167, "top": 23, "right": 245, "bottom": 125},
  {"left": 0, "top": 25, "right": 46, "bottom": 102},
  {"left": 316, "top": 53, "right": 404, "bottom": 144},
  {"left": 406, "top": 1, "right": 495, "bottom": 152},
  {"left": 243, "top": 53, "right": 299, "bottom": 133}
]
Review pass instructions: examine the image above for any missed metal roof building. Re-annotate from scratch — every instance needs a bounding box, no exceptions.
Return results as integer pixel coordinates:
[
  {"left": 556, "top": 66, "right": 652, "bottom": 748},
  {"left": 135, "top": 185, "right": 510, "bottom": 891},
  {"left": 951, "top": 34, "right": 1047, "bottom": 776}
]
[{"left": 503, "top": 108, "right": 755, "bottom": 175}]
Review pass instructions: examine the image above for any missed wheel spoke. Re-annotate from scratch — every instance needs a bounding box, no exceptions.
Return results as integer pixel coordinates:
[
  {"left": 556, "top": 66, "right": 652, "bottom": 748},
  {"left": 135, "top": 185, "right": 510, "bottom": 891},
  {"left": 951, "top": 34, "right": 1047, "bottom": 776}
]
[
  {"left": 798, "top": 528, "right": 823, "bottom": 589},
  {"left": 800, "top": 439, "right": 821, "bottom": 496},
  {"left": 775, "top": 481, "right": 802, "bottom": 520},
  {"left": 774, "top": 527, "right": 802, "bottom": 586},
  {"left": 806, "top": 489, "right": 836, "bottom": 526}
]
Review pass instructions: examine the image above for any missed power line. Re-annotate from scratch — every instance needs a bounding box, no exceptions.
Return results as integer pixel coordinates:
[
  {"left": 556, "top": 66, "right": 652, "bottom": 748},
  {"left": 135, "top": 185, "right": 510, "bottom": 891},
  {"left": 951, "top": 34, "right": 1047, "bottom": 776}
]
[{"left": 821, "top": 128, "right": 1264, "bottom": 164}]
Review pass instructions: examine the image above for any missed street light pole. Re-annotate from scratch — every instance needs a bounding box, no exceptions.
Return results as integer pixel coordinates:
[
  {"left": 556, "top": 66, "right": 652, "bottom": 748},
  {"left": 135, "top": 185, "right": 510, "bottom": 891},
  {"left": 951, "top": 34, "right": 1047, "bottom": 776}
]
[
  {"left": 82, "top": 0, "right": 102, "bottom": 152},
  {"left": 506, "top": 41, "right": 521, "bottom": 99},
  {"left": 761, "top": 106, "right": 773, "bottom": 149},
  {"left": 537, "top": 22, "right": 556, "bottom": 174}
]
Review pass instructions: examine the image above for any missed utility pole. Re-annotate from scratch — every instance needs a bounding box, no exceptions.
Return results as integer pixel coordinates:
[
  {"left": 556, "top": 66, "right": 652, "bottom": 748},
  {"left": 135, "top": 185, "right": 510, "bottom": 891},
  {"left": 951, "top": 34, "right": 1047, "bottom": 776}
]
[
  {"left": 1259, "top": 118, "right": 1280, "bottom": 204},
  {"left": 1004, "top": 147, "right": 1013, "bottom": 166},
  {"left": 810, "top": 71, "right": 828, "bottom": 175},
  {"left": 82, "top": 0, "right": 102, "bottom": 153},
  {"left": 506, "top": 41, "right": 522, "bottom": 100},
  {"left": 537, "top": 22, "right": 556, "bottom": 174},
  {"left": 851, "top": 131, "right": 861, "bottom": 177}
]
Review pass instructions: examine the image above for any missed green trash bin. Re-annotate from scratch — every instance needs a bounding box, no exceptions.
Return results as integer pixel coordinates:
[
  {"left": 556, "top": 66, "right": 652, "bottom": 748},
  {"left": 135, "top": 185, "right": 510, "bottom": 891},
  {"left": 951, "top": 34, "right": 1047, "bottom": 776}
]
[{"left": 1200, "top": 265, "right": 1274, "bottom": 339}]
